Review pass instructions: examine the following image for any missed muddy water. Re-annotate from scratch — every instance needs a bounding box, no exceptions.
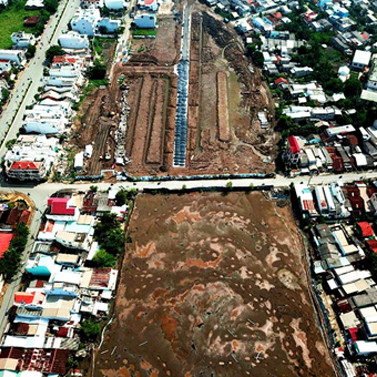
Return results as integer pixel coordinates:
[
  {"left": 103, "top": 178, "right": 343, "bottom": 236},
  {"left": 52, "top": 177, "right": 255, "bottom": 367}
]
[{"left": 94, "top": 192, "right": 334, "bottom": 377}]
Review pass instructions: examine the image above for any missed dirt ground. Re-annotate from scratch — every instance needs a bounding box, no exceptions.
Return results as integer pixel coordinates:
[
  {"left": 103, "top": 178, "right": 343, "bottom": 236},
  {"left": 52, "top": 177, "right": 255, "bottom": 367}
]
[
  {"left": 92, "top": 192, "right": 334, "bottom": 377},
  {"left": 72, "top": 2, "right": 278, "bottom": 177}
]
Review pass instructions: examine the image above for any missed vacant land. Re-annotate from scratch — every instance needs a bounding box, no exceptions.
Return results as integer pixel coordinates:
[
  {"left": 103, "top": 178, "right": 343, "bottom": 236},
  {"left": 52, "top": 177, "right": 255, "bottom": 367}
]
[
  {"left": 73, "top": 4, "right": 278, "bottom": 178},
  {"left": 0, "top": 0, "right": 40, "bottom": 49},
  {"left": 93, "top": 192, "right": 334, "bottom": 377}
]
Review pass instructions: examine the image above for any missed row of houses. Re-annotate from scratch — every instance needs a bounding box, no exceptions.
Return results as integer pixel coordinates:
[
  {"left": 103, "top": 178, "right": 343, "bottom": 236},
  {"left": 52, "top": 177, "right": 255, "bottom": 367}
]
[
  {"left": 292, "top": 179, "right": 377, "bottom": 374},
  {"left": 3, "top": 44, "right": 90, "bottom": 181},
  {"left": 283, "top": 120, "right": 377, "bottom": 175},
  {"left": 0, "top": 189, "right": 127, "bottom": 376}
]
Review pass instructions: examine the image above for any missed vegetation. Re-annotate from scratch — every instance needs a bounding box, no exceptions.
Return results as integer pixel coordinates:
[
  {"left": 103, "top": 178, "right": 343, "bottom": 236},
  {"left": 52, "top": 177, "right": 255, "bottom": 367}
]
[
  {"left": 94, "top": 213, "right": 125, "bottom": 266},
  {"left": 45, "top": 45, "right": 66, "bottom": 62},
  {"left": 5, "top": 138, "right": 16, "bottom": 150},
  {"left": 0, "top": 223, "right": 30, "bottom": 281},
  {"left": 344, "top": 75, "right": 362, "bottom": 98},
  {"left": 92, "top": 248, "right": 116, "bottom": 267},
  {"left": 88, "top": 59, "right": 107, "bottom": 80},
  {"left": 115, "top": 188, "right": 137, "bottom": 206},
  {"left": 132, "top": 28, "right": 157, "bottom": 36},
  {"left": 226, "top": 181, "right": 233, "bottom": 189},
  {"left": 0, "top": 0, "right": 40, "bottom": 49},
  {"left": 43, "top": 0, "right": 58, "bottom": 14},
  {"left": 80, "top": 318, "right": 101, "bottom": 342},
  {"left": 25, "top": 44, "right": 36, "bottom": 59}
]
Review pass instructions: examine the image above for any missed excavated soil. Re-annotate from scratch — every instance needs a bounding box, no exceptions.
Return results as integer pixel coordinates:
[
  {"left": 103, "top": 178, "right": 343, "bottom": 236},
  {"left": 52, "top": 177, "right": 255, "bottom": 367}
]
[{"left": 93, "top": 192, "right": 335, "bottom": 377}]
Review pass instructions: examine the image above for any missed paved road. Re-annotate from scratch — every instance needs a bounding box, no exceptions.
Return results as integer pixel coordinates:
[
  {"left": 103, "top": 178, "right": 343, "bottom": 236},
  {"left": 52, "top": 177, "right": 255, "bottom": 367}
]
[{"left": 0, "top": 0, "right": 81, "bottom": 160}]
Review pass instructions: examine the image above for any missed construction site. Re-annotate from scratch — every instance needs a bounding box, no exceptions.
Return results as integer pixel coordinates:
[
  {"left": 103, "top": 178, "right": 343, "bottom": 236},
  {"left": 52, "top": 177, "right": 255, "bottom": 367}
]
[
  {"left": 93, "top": 192, "right": 335, "bottom": 377},
  {"left": 72, "top": 1, "right": 277, "bottom": 177}
]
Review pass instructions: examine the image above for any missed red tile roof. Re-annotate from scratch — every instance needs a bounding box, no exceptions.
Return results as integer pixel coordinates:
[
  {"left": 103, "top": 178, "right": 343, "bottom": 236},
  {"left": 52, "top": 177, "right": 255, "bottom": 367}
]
[
  {"left": 6, "top": 209, "right": 21, "bottom": 225},
  {"left": 14, "top": 292, "right": 36, "bottom": 305},
  {"left": 288, "top": 135, "right": 300, "bottom": 154},
  {"left": 0, "top": 233, "right": 12, "bottom": 258},
  {"left": 10, "top": 161, "right": 39, "bottom": 170},
  {"left": 367, "top": 239, "right": 377, "bottom": 253},
  {"left": 358, "top": 222, "right": 374, "bottom": 237},
  {"left": 19, "top": 210, "right": 31, "bottom": 225},
  {"left": 145, "top": 0, "right": 154, "bottom": 5},
  {"left": 275, "top": 77, "right": 288, "bottom": 85},
  {"left": 47, "top": 197, "right": 75, "bottom": 215}
]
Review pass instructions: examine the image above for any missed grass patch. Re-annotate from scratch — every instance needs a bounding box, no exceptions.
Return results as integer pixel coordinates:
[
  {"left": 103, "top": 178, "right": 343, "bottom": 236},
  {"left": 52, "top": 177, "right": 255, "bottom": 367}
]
[
  {"left": 0, "top": 0, "right": 40, "bottom": 49},
  {"left": 72, "top": 79, "right": 109, "bottom": 110},
  {"left": 132, "top": 28, "right": 156, "bottom": 36},
  {"left": 93, "top": 37, "right": 114, "bottom": 56}
]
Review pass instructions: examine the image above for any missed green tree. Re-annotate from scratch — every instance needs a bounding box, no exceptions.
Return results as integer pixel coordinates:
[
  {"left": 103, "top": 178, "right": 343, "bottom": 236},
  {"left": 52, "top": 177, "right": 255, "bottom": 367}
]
[
  {"left": 344, "top": 76, "right": 362, "bottom": 98},
  {"left": 115, "top": 189, "right": 127, "bottom": 206},
  {"left": 94, "top": 213, "right": 125, "bottom": 256},
  {"left": 92, "top": 249, "right": 116, "bottom": 267},
  {"left": 88, "top": 60, "right": 107, "bottom": 80},
  {"left": 252, "top": 50, "right": 264, "bottom": 67},
  {"left": 226, "top": 181, "right": 233, "bottom": 189},
  {"left": 80, "top": 319, "right": 101, "bottom": 342},
  {"left": 44, "top": 0, "right": 58, "bottom": 13},
  {"left": 1, "top": 88, "right": 10, "bottom": 102},
  {"left": 25, "top": 44, "right": 36, "bottom": 59},
  {"left": 45, "top": 45, "right": 66, "bottom": 62}
]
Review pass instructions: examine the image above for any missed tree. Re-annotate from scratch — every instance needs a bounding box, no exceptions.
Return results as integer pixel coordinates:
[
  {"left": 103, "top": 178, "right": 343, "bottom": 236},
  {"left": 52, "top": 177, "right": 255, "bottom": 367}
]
[
  {"left": 44, "top": 0, "right": 58, "bottom": 13},
  {"left": 88, "top": 59, "right": 106, "bottom": 80},
  {"left": 90, "top": 185, "right": 98, "bottom": 192},
  {"left": 45, "top": 45, "right": 65, "bottom": 62},
  {"left": 92, "top": 249, "right": 115, "bottom": 267},
  {"left": 344, "top": 76, "right": 362, "bottom": 98},
  {"left": 80, "top": 319, "right": 101, "bottom": 342},
  {"left": 1, "top": 88, "right": 10, "bottom": 102},
  {"left": 94, "top": 213, "right": 125, "bottom": 256},
  {"left": 115, "top": 189, "right": 127, "bottom": 206},
  {"left": 226, "top": 181, "right": 233, "bottom": 189},
  {"left": 252, "top": 50, "right": 264, "bottom": 67},
  {"left": 25, "top": 44, "right": 36, "bottom": 59}
]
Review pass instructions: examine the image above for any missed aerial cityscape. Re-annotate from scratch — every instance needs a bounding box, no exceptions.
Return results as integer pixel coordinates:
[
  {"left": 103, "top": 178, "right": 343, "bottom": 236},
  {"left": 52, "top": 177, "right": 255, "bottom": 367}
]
[{"left": 0, "top": 0, "right": 374, "bottom": 374}]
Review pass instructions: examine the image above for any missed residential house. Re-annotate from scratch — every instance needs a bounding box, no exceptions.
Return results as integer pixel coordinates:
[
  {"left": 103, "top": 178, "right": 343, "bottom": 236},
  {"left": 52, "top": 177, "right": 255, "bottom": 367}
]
[
  {"left": 351, "top": 50, "right": 372, "bottom": 71},
  {"left": 59, "top": 32, "right": 90, "bottom": 50},
  {"left": 134, "top": 13, "right": 156, "bottom": 28},
  {"left": 11, "top": 32, "right": 34, "bottom": 48},
  {"left": 0, "top": 50, "right": 25, "bottom": 65}
]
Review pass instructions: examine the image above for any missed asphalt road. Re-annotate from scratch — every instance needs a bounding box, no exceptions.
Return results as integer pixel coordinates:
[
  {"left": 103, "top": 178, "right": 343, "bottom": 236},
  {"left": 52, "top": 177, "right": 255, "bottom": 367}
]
[{"left": 0, "top": 0, "right": 81, "bottom": 160}]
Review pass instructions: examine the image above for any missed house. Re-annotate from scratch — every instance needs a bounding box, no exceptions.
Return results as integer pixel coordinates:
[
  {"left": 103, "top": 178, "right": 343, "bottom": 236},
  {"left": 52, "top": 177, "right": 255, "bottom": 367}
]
[
  {"left": 11, "top": 32, "right": 34, "bottom": 48},
  {"left": 71, "top": 8, "right": 101, "bottom": 36},
  {"left": 0, "top": 50, "right": 25, "bottom": 65},
  {"left": 291, "top": 66, "right": 313, "bottom": 78},
  {"left": 366, "top": 58, "right": 377, "bottom": 92},
  {"left": 23, "top": 15, "right": 41, "bottom": 27},
  {"left": 25, "top": 0, "right": 44, "bottom": 8},
  {"left": 0, "top": 233, "right": 13, "bottom": 259},
  {"left": 97, "top": 17, "right": 121, "bottom": 33},
  {"left": 138, "top": 0, "right": 159, "bottom": 12},
  {"left": 25, "top": 254, "right": 56, "bottom": 277},
  {"left": 81, "top": 0, "right": 103, "bottom": 8},
  {"left": 104, "top": 0, "right": 126, "bottom": 9},
  {"left": 6, "top": 161, "right": 48, "bottom": 181},
  {"left": 59, "top": 32, "right": 90, "bottom": 50},
  {"left": 351, "top": 50, "right": 371, "bottom": 71},
  {"left": 46, "top": 197, "right": 81, "bottom": 221},
  {"left": 357, "top": 222, "right": 374, "bottom": 238},
  {"left": 294, "top": 183, "right": 318, "bottom": 218},
  {"left": 0, "top": 59, "right": 12, "bottom": 73},
  {"left": 134, "top": 13, "right": 156, "bottom": 28}
]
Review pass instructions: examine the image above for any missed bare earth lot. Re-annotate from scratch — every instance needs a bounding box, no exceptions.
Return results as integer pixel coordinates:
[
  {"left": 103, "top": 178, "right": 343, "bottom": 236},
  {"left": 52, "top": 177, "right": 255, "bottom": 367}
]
[{"left": 93, "top": 192, "right": 334, "bottom": 377}]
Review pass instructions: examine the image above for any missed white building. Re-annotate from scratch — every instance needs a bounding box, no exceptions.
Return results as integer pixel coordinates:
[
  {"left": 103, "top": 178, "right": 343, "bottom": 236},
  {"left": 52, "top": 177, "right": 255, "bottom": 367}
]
[
  {"left": 71, "top": 8, "right": 101, "bottom": 36},
  {"left": 0, "top": 59, "right": 12, "bottom": 73},
  {"left": 59, "top": 31, "right": 90, "bottom": 50},
  {"left": 11, "top": 32, "right": 34, "bottom": 48},
  {"left": 137, "top": 0, "right": 158, "bottom": 12},
  {"left": 366, "top": 58, "right": 377, "bottom": 92},
  {"left": 25, "top": 0, "right": 44, "bottom": 7},
  {"left": 104, "top": 0, "right": 125, "bottom": 9},
  {"left": 134, "top": 13, "right": 156, "bottom": 28},
  {"left": 351, "top": 50, "right": 371, "bottom": 70},
  {"left": 0, "top": 50, "right": 25, "bottom": 65},
  {"left": 97, "top": 17, "right": 121, "bottom": 33}
]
